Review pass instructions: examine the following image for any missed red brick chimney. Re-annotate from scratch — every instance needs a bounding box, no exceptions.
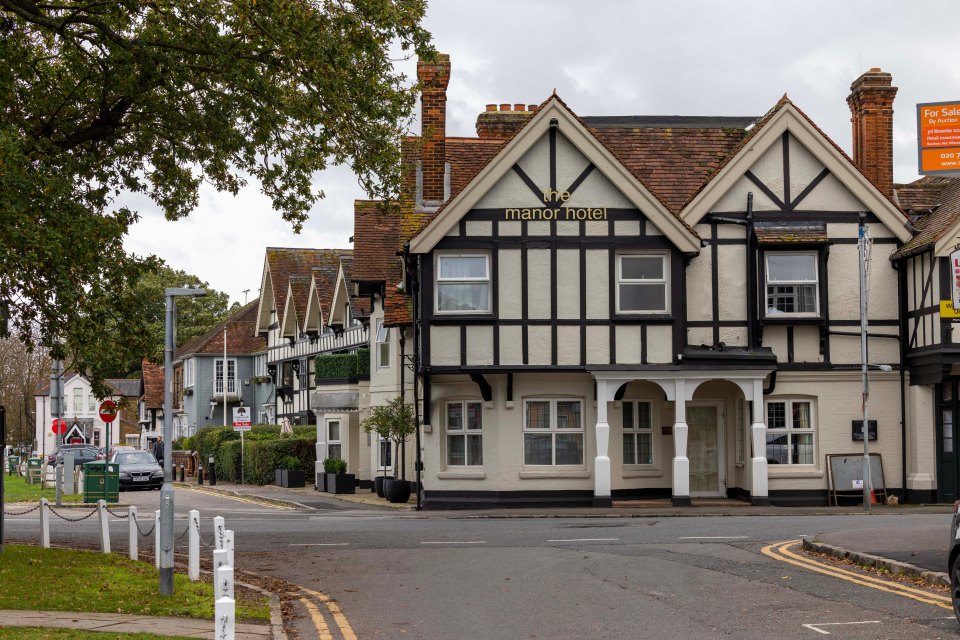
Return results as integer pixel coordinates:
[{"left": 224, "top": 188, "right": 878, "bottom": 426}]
[
  {"left": 847, "top": 68, "right": 898, "bottom": 198},
  {"left": 417, "top": 53, "right": 450, "bottom": 203},
  {"left": 476, "top": 103, "right": 537, "bottom": 139}
]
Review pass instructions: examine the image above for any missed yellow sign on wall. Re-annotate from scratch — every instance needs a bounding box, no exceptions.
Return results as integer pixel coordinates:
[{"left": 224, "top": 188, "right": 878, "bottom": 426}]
[{"left": 941, "top": 300, "right": 960, "bottom": 318}]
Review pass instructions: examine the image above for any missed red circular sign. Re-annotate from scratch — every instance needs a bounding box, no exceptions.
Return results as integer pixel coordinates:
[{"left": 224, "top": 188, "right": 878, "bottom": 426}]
[
  {"left": 98, "top": 400, "right": 118, "bottom": 423},
  {"left": 51, "top": 418, "right": 67, "bottom": 434}
]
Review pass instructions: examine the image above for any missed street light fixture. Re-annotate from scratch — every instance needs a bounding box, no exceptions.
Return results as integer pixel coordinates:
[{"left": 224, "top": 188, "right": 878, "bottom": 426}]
[{"left": 160, "top": 286, "right": 205, "bottom": 596}]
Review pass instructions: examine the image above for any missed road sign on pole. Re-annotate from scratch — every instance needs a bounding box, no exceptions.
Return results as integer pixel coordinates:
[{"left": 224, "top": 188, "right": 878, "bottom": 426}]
[{"left": 99, "top": 400, "right": 117, "bottom": 460}]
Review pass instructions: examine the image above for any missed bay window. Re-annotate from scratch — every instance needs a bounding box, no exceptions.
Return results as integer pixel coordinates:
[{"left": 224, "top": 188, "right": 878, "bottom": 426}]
[{"left": 436, "top": 254, "right": 490, "bottom": 313}]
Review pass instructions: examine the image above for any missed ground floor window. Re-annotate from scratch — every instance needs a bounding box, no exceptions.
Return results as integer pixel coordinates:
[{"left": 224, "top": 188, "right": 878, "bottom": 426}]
[
  {"left": 765, "top": 398, "right": 814, "bottom": 464},
  {"left": 378, "top": 437, "right": 392, "bottom": 471},
  {"left": 446, "top": 401, "right": 482, "bottom": 466},
  {"left": 622, "top": 400, "right": 653, "bottom": 465},
  {"left": 93, "top": 430, "right": 101, "bottom": 447},
  {"left": 125, "top": 435, "right": 139, "bottom": 447},
  {"left": 524, "top": 398, "right": 583, "bottom": 466},
  {"left": 327, "top": 419, "right": 342, "bottom": 460}
]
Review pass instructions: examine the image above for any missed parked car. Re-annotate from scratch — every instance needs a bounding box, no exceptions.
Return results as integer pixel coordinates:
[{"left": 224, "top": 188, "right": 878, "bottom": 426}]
[
  {"left": 113, "top": 451, "right": 163, "bottom": 490},
  {"left": 47, "top": 444, "right": 101, "bottom": 467},
  {"left": 101, "top": 445, "right": 136, "bottom": 458}
]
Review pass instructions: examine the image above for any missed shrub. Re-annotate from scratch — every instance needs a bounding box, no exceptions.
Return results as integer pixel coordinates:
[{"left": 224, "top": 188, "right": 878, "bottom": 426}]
[
  {"left": 278, "top": 456, "right": 301, "bottom": 471},
  {"left": 323, "top": 458, "right": 347, "bottom": 474},
  {"left": 314, "top": 348, "right": 370, "bottom": 381}
]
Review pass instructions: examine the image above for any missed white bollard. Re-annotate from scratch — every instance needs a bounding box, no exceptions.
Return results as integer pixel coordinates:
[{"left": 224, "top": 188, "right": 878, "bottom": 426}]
[
  {"left": 216, "top": 565, "right": 234, "bottom": 600},
  {"left": 213, "top": 516, "right": 225, "bottom": 550},
  {"left": 214, "top": 595, "right": 235, "bottom": 640},
  {"left": 97, "top": 499, "right": 111, "bottom": 553},
  {"left": 224, "top": 529, "right": 234, "bottom": 569},
  {"left": 40, "top": 498, "right": 50, "bottom": 548},
  {"left": 128, "top": 506, "right": 138, "bottom": 561},
  {"left": 154, "top": 509, "right": 161, "bottom": 570},
  {"left": 188, "top": 509, "right": 200, "bottom": 582},
  {"left": 213, "top": 548, "right": 228, "bottom": 578}
]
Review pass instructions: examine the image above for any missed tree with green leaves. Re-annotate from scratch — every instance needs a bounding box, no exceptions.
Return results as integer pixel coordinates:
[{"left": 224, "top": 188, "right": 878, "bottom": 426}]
[
  {"left": 361, "top": 396, "right": 416, "bottom": 480},
  {"left": 0, "top": 0, "right": 432, "bottom": 396}
]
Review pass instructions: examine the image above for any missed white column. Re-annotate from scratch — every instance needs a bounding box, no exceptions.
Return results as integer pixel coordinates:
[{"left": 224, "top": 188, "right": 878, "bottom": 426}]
[
  {"left": 749, "top": 378, "right": 769, "bottom": 505},
  {"left": 128, "top": 506, "right": 138, "bottom": 561},
  {"left": 188, "top": 509, "right": 200, "bottom": 582},
  {"left": 97, "top": 499, "right": 111, "bottom": 553},
  {"left": 213, "top": 516, "right": 225, "bottom": 550},
  {"left": 593, "top": 380, "right": 611, "bottom": 507},
  {"left": 215, "top": 595, "right": 236, "bottom": 640},
  {"left": 672, "top": 379, "right": 690, "bottom": 506}
]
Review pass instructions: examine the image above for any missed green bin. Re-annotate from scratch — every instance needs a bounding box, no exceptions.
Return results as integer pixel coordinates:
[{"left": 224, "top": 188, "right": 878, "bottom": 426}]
[
  {"left": 8, "top": 455, "right": 19, "bottom": 476},
  {"left": 25, "top": 457, "right": 43, "bottom": 485},
  {"left": 83, "top": 461, "right": 119, "bottom": 504}
]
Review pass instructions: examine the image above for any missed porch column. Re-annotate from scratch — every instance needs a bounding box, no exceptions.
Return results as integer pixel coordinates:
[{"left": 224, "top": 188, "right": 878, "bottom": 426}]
[
  {"left": 672, "top": 379, "right": 690, "bottom": 507},
  {"left": 750, "top": 378, "right": 769, "bottom": 506},
  {"left": 593, "top": 380, "right": 612, "bottom": 507}
]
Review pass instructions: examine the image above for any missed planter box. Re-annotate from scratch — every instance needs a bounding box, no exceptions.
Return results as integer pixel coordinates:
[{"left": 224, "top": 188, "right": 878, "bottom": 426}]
[
  {"left": 315, "top": 472, "right": 327, "bottom": 492},
  {"left": 326, "top": 473, "right": 356, "bottom": 494},
  {"left": 275, "top": 469, "right": 305, "bottom": 488}
]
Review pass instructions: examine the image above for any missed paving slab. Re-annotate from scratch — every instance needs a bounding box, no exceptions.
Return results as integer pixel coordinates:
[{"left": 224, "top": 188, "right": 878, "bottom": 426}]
[{"left": 0, "top": 609, "right": 271, "bottom": 639}]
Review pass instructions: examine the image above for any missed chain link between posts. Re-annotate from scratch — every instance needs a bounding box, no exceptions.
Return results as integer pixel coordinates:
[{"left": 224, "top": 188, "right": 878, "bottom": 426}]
[
  {"left": 105, "top": 506, "right": 129, "bottom": 519},
  {"left": 132, "top": 512, "right": 156, "bottom": 537},
  {"left": 3, "top": 503, "right": 41, "bottom": 516},
  {"left": 47, "top": 505, "right": 97, "bottom": 522},
  {"left": 194, "top": 516, "right": 213, "bottom": 548}
]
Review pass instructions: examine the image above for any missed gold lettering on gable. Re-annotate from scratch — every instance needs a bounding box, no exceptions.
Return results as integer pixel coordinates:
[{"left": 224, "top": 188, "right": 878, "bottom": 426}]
[{"left": 504, "top": 207, "right": 607, "bottom": 221}]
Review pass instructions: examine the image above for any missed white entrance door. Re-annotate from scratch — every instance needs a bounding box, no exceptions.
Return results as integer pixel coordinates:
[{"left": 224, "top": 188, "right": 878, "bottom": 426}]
[{"left": 687, "top": 403, "right": 725, "bottom": 497}]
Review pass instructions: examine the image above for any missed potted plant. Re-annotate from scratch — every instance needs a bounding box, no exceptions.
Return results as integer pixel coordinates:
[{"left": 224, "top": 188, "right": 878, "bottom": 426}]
[
  {"left": 275, "top": 455, "right": 305, "bottom": 488},
  {"left": 361, "top": 396, "right": 416, "bottom": 504},
  {"left": 324, "top": 457, "right": 355, "bottom": 494}
]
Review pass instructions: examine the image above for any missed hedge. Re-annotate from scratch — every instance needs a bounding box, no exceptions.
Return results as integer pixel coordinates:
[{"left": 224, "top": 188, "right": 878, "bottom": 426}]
[
  {"left": 194, "top": 425, "right": 317, "bottom": 485},
  {"left": 315, "top": 348, "right": 369, "bottom": 382}
]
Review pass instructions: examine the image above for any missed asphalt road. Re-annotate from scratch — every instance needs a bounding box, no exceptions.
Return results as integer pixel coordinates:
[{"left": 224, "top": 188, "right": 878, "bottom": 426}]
[{"left": 5, "top": 488, "right": 960, "bottom": 639}]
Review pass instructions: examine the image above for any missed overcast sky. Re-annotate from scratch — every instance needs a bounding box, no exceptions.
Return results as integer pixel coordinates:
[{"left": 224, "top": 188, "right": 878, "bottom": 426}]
[{"left": 123, "top": 0, "right": 959, "bottom": 305}]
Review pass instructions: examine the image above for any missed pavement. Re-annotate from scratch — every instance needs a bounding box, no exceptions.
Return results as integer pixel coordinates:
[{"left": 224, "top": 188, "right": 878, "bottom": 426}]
[{"left": 6, "top": 480, "right": 955, "bottom": 637}]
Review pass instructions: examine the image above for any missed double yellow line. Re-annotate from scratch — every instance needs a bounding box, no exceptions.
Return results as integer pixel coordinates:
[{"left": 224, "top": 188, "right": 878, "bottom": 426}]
[
  {"left": 762, "top": 540, "right": 952, "bottom": 610},
  {"left": 187, "top": 486, "right": 296, "bottom": 510},
  {"left": 299, "top": 586, "right": 358, "bottom": 640}
]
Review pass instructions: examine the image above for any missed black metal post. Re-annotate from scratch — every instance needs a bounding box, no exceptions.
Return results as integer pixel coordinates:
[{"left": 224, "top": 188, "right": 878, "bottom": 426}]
[
  {"left": 197, "top": 464, "right": 204, "bottom": 485},
  {"left": 208, "top": 457, "right": 217, "bottom": 486}
]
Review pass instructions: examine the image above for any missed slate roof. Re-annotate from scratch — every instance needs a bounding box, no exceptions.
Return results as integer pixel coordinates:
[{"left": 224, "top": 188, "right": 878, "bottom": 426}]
[
  {"left": 34, "top": 372, "right": 139, "bottom": 398},
  {"left": 141, "top": 361, "right": 164, "bottom": 409},
  {"left": 176, "top": 299, "right": 266, "bottom": 358},
  {"left": 894, "top": 177, "right": 960, "bottom": 257}
]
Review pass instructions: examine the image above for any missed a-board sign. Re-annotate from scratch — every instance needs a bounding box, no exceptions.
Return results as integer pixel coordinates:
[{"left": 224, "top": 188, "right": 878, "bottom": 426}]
[
  {"left": 826, "top": 453, "right": 887, "bottom": 506},
  {"left": 232, "top": 406, "right": 251, "bottom": 431},
  {"left": 919, "top": 101, "right": 960, "bottom": 174}
]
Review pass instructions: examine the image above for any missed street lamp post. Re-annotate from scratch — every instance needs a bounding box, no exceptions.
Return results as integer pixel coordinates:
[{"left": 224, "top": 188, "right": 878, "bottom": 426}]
[{"left": 160, "top": 286, "right": 205, "bottom": 596}]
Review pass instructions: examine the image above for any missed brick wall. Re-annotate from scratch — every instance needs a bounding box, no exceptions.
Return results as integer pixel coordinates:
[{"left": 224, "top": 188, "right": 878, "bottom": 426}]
[
  {"left": 476, "top": 103, "right": 537, "bottom": 139},
  {"left": 417, "top": 54, "right": 450, "bottom": 203}
]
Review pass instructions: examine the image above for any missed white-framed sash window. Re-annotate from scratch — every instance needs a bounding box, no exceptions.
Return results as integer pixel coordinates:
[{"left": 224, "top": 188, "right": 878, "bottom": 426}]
[
  {"left": 446, "top": 400, "right": 483, "bottom": 466},
  {"left": 765, "top": 252, "right": 819, "bottom": 316},
  {"left": 617, "top": 254, "right": 669, "bottom": 314},
  {"left": 436, "top": 254, "right": 490, "bottom": 314},
  {"left": 185, "top": 359, "right": 195, "bottom": 387},
  {"left": 326, "top": 419, "right": 342, "bottom": 460},
  {"left": 765, "top": 398, "right": 815, "bottom": 465},
  {"left": 72, "top": 388, "right": 83, "bottom": 415},
  {"left": 622, "top": 400, "right": 654, "bottom": 465},
  {"left": 376, "top": 320, "right": 391, "bottom": 368},
  {"left": 214, "top": 358, "right": 237, "bottom": 394},
  {"left": 377, "top": 437, "right": 392, "bottom": 472},
  {"left": 523, "top": 398, "right": 584, "bottom": 466}
]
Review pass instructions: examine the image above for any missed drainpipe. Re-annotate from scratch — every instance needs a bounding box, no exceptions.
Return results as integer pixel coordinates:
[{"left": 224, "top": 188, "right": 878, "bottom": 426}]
[
  {"left": 746, "top": 192, "right": 757, "bottom": 349},
  {"left": 399, "top": 289, "right": 406, "bottom": 482},
  {"left": 896, "top": 259, "right": 908, "bottom": 500},
  {"left": 411, "top": 249, "right": 423, "bottom": 511}
]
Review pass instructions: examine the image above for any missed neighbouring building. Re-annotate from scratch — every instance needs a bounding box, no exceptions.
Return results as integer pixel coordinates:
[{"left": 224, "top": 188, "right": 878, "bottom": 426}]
[{"left": 34, "top": 373, "right": 140, "bottom": 455}]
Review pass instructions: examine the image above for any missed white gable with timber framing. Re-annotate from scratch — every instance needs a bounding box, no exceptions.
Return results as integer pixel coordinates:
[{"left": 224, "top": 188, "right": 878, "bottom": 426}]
[
  {"left": 410, "top": 96, "right": 700, "bottom": 254},
  {"left": 681, "top": 100, "right": 911, "bottom": 242}
]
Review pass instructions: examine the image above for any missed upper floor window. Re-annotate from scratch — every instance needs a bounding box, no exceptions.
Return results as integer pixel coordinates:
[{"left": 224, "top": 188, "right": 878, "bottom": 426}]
[
  {"left": 73, "top": 388, "right": 83, "bottom": 414},
  {"left": 185, "top": 359, "right": 195, "bottom": 387},
  {"left": 215, "top": 358, "right": 237, "bottom": 394},
  {"left": 617, "top": 254, "right": 669, "bottom": 314},
  {"left": 376, "top": 320, "right": 391, "bottom": 368},
  {"left": 436, "top": 254, "right": 490, "bottom": 314},
  {"left": 87, "top": 394, "right": 96, "bottom": 412},
  {"left": 765, "top": 252, "right": 819, "bottom": 317}
]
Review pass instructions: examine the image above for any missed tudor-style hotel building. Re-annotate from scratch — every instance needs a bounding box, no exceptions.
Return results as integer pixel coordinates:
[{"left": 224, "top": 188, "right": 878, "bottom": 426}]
[{"left": 370, "top": 57, "right": 930, "bottom": 509}]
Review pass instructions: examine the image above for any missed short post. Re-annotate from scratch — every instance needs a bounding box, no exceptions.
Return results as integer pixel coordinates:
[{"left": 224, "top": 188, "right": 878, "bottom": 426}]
[
  {"left": 128, "top": 506, "right": 138, "bottom": 561},
  {"left": 215, "top": 595, "right": 235, "bottom": 640},
  {"left": 224, "top": 529, "right": 234, "bottom": 569},
  {"left": 179, "top": 464, "right": 185, "bottom": 483},
  {"left": 216, "top": 564, "right": 234, "bottom": 600},
  {"left": 198, "top": 464, "right": 204, "bottom": 485},
  {"left": 213, "top": 548, "right": 229, "bottom": 604},
  {"left": 209, "top": 455, "right": 217, "bottom": 486},
  {"left": 213, "top": 516, "right": 225, "bottom": 550},
  {"left": 63, "top": 452, "right": 75, "bottom": 495},
  {"left": 188, "top": 509, "right": 200, "bottom": 582},
  {"left": 40, "top": 498, "right": 50, "bottom": 548},
  {"left": 154, "top": 509, "right": 161, "bottom": 570},
  {"left": 97, "top": 499, "right": 110, "bottom": 553}
]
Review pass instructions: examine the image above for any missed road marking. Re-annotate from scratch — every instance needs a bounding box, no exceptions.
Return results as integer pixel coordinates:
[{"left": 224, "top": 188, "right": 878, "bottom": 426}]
[
  {"left": 679, "top": 536, "right": 748, "bottom": 540},
  {"left": 299, "top": 596, "right": 333, "bottom": 640},
  {"left": 802, "top": 621, "right": 882, "bottom": 635},
  {"left": 289, "top": 543, "right": 350, "bottom": 546},
  {"left": 301, "top": 587, "right": 358, "bottom": 640},
  {"left": 762, "top": 540, "right": 951, "bottom": 610},
  {"left": 547, "top": 538, "right": 620, "bottom": 543},
  {"left": 187, "top": 487, "right": 295, "bottom": 510},
  {"left": 420, "top": 540, "right": 486, "bottom": 545}
]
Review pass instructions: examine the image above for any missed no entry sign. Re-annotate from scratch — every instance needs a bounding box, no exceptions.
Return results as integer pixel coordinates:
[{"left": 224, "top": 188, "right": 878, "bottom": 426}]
[{"left": 98, "top": 400, "right": 118, "bottom": 423}]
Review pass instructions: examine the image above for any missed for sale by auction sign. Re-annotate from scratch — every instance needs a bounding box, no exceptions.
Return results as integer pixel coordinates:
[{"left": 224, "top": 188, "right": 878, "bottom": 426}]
[{"left": 919, "top": 101, "right": 960, "bottom": 174}]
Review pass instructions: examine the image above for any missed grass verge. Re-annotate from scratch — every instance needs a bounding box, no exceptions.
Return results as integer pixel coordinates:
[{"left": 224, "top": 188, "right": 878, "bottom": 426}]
[
  {"left": 3, "top": 479, "right": 83, "bottom": 504},
  {"left": 2, "top": 629, "right": 197, "bottom": 640},
  {"left": 0, "top": 545, "right": 269, "bottom": 621}
]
